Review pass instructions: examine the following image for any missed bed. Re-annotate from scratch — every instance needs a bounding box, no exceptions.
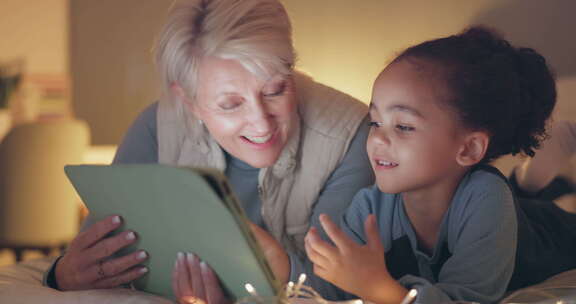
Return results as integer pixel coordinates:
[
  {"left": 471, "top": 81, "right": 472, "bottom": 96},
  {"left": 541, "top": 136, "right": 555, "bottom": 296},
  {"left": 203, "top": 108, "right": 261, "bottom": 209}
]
[{"left": 1, "top": 256, "right": 575, "bottom": 304}]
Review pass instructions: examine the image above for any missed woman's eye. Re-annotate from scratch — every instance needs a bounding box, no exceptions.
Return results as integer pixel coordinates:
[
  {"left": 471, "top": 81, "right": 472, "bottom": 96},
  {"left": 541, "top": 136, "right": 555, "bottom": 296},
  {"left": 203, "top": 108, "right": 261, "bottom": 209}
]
[
  {"left": 396, "top": 124, "right": 415, "bottom": 132},
  {"left": 263, "top": 82, "right": 286, "bottom": 97},
  {"left": 219, "top": 102, "right": 241, "bottom": 110},
  {"left": 368, "top": 121, "right": 383, "bottom": 128}
]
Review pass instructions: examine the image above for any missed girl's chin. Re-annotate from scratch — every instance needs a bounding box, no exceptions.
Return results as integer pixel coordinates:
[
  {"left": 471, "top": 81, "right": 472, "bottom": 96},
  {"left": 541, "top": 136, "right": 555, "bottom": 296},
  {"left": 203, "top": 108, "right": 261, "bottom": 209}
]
[{"left": 375, "top": 181, "right": 404, "bottom": 194}]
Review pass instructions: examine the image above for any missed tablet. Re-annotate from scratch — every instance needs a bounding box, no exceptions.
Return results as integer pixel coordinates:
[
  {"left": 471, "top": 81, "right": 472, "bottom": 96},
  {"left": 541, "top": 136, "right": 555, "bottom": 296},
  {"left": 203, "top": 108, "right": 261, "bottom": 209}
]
[{"left": 64, "top": 164, "right": 279, "bottom": 300}]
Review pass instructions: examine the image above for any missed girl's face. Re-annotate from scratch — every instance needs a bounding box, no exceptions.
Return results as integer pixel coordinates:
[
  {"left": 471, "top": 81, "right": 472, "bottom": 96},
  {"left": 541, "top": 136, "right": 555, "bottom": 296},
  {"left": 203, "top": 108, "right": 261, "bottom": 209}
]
[
  {"left": 187, "top": 57, "right": 298, "bottom": 168},
  {"left": 367, "top": 59, "right": 469, "bottom": 196}
]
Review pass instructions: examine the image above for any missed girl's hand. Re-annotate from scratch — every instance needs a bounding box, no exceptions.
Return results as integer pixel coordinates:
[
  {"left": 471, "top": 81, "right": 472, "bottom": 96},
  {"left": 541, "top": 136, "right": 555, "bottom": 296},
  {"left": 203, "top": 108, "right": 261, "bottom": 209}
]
[
  {"left": 305, "top": 214, "right": 407, "bottom": 304},
  {"left": 248, "top": 222, "right": 289, "bottom": 284},
  {"left": 172, "top": 252, "right": 229, "bottom": 304},
  {"left": 55, "top": 215, "right": 149, "bottom": 290}
]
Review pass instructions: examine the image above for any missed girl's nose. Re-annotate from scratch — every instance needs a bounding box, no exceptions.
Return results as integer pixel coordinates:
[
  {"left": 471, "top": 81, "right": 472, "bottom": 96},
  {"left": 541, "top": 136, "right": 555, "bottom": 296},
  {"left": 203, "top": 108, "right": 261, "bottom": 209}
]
[{"left": 370, "top": 127, "right": 391, "bottom": 146}]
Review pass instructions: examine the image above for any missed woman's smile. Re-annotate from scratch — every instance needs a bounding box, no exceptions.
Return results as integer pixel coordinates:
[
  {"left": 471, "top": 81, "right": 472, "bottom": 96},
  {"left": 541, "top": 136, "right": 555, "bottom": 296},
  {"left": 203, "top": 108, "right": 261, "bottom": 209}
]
[{"left": 241, "top": 129, "right": 279, "bottom": 149}]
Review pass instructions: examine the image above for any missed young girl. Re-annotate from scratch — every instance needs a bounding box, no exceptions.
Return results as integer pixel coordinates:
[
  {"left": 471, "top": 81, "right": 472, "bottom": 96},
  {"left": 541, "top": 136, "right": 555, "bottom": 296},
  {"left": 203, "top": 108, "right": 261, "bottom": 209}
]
[{"left": 299, "top": 26, "right": 576, "bottom": 304}]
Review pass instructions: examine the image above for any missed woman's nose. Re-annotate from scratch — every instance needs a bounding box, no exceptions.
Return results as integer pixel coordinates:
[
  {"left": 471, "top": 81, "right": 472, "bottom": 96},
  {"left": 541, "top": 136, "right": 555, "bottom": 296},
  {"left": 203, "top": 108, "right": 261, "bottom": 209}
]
[{"left": 247, "top": 101, "right": 273, "bottom": 133}]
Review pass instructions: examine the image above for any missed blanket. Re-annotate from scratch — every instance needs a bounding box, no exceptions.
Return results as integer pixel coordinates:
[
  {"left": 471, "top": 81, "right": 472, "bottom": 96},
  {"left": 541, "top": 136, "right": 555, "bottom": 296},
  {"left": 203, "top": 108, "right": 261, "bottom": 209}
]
[{"left": 1, "top": 257, "right": 575, "bottom": 303}]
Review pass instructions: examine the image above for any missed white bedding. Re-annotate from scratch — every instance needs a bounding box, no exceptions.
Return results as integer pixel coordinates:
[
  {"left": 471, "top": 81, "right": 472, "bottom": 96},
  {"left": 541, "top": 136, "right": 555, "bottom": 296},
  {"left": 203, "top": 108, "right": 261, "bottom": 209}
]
[
  {"left": 0, "top": 257, "right": 171, "bottom": 304},
  {"left": 500, "top": 269, "right": 576, "bottom": 303},
  {"left": 1, "top": 257, "right": 575, "bottom": 304}
]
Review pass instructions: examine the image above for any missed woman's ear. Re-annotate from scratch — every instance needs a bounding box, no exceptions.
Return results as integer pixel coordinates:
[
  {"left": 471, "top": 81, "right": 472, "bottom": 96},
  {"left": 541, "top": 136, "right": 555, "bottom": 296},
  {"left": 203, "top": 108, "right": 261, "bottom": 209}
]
[
  {"left": 456, "top": 131, "right": 489, "bottom": 167},
  {"left": 171, "top": 82, "right": 196, "bottom": 113},
  {"left": 171, "top": 83, "right": 187, "bottom": 101}
]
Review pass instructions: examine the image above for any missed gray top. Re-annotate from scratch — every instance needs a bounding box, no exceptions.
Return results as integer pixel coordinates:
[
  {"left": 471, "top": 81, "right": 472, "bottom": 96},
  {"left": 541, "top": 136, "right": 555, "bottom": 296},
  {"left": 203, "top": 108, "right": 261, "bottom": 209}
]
[
  {"left": 44, "top": 101, "right": 374, "bottom": 289},
  {"left": 114, "top": 102, "right": 375, "bottom": 230},
  {"left": 290, "top": 167, "right": 517, "bottom": 304}
]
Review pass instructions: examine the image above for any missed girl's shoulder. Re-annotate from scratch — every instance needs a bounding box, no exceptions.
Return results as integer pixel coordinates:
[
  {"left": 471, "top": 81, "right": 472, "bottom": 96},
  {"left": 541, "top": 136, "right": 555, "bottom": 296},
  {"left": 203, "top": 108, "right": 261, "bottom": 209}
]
[
  {"left": 347, "top": 185, "right": 400, "bottom": 219},
  {"left": 458, "top": 165, "right": 514, "bottom": 203},
  {"left": 445, "top": 165, "right": 518, "bottom": 253},
  {"left": 447, "top": 165, "right": 516, "bottom": 235}
]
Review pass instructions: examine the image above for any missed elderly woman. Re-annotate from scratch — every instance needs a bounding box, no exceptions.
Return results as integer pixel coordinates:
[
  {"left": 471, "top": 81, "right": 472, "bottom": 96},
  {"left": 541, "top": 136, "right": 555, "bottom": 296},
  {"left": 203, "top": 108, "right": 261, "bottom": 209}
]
[{"left": 43, "top": 0, "right": 373, "bottom": 301}]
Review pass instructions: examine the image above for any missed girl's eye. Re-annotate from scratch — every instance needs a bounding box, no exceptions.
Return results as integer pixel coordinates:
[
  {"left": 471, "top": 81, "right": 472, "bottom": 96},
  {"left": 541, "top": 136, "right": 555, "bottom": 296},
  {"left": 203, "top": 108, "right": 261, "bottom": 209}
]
[
  {"left": 396, "top": 124, "right": 415, "bottom": 132},
  {"left": 368, "top": 121, "right": 383, "bottom": 128}
]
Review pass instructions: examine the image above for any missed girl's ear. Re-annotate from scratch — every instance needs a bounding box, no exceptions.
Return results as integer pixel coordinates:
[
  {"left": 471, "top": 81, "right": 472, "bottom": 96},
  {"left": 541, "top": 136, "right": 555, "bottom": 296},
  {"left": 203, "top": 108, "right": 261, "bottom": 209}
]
[{"left": 456, "top": 131, "right": 489, "bottom": 167}]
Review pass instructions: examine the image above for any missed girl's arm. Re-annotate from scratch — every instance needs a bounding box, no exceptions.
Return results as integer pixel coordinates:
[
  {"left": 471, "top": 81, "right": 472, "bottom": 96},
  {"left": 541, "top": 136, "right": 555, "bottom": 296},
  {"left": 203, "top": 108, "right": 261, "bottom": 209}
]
[
  {"left": 306, "top": 214, "right": 408, "bottom": 304},
  {"left": 397, "top": 172, "right": 517, "bottom": 304},
  {"left": 307, "top": 171, "right": 518, "bottom": 304},
  {"left": 297, "top": 186, "right": 400, "bottom": 302}
]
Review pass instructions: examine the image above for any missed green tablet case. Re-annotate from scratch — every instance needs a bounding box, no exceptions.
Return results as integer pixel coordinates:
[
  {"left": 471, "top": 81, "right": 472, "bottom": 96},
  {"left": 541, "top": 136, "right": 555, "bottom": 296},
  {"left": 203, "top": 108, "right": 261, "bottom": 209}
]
[{"left": 64, "top": 164, "right": 279, "bottom": 300}]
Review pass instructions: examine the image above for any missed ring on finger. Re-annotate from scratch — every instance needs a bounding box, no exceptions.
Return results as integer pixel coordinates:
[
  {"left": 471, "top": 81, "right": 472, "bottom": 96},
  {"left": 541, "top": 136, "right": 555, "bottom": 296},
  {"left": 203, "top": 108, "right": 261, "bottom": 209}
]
[
  {"left": 183, "top": 296, "right": 198, "bottom": 304},
  {"left": 97, "top": 260, "right": 106, "bottom": 279}
]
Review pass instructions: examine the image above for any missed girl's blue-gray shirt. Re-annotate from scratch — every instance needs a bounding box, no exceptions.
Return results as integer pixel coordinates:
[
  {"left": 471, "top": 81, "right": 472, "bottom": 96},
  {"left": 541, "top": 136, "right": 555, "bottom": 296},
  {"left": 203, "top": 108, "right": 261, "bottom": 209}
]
[{"left": 291, "top": 167, "right": 517, "bottom": 304}]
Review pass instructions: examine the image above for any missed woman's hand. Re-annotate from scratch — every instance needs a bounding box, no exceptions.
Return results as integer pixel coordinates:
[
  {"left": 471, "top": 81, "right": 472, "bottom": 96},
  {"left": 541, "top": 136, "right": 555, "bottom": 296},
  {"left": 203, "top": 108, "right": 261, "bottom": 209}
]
[
  {"left": 305, "top": 214, "right": 407, "bottom": 304},
  {"left": 248, "top": 222, "right": 289, "bottom": 284},
  {"left": 172, "top": 252, "right": 229, "bottom": 304},
  {"left": 55, "top": 215, "right": 149, "bottom": 290}
]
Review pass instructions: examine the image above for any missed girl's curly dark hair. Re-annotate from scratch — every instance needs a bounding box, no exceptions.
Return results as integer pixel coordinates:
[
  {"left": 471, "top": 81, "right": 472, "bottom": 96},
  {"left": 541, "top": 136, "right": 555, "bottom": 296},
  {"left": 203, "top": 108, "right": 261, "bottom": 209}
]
[{"left": 394, "top": 26, "right": 556, "bottom": 163}]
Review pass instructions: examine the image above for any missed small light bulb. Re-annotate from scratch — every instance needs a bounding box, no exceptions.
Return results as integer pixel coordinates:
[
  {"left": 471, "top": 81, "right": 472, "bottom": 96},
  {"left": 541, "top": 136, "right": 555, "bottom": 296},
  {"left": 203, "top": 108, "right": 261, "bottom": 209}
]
[{"left": 245, "top": 283, "right": 255, "bottom": 294}]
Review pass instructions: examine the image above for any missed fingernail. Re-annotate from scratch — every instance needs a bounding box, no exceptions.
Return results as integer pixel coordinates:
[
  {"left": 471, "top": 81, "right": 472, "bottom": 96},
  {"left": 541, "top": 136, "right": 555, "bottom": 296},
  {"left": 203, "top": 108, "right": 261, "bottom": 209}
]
[
  {"left": 126, "top": 231, "right": 136, "bottom": 240},
  {"left": 200, "top": 261, "right": 208, "bottom": 273},
  {"left": 177, "top": 252, "right": 184, "bottom": 261},
  {"left": 140, "top": 267, "right": 148, "bottom": 274},
  {"left": 112, "top": 216, "right": 121, "bottom": 224},
  {"left": 137, "top": 251, "right": 148, "bottom": 260},
  {"left": 186, "top": 252, "right": 195, "bottom": 264}
]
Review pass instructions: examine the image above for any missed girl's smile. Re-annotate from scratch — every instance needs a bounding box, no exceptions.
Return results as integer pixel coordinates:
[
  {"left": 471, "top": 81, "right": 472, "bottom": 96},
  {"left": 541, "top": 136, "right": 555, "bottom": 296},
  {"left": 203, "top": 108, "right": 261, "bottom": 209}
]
[{"left": 366, "top": 58, "right": 469, "bottom": 196}]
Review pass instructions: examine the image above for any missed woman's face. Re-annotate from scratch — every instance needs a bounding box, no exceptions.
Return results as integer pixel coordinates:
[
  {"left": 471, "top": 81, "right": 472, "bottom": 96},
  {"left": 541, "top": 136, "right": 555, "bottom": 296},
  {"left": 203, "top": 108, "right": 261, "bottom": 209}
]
[{"left": 185, "top": 56, "right": 298, "bottom": 168}]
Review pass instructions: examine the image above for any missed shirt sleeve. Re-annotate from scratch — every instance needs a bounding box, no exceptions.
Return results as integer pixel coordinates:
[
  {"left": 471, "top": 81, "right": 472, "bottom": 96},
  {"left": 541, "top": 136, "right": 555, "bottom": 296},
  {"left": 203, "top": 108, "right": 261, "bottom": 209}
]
[
  {"left": 288, "top": 187, "right": 378, "bottom": 301},
  {"left": 308, "top": 116, "right": 375, "bottom": 237},
  {"left": 400, "top": 175, "right": 518, "bottom": 304},
  {"left": 113, "top": 102, "right": 159, "bottom": 164},
  {"left": 287, "top": 116, "right": 374, "bottom": 299},
  {"left": 42, "top": 256, "right": 63, "bottom": 289}
]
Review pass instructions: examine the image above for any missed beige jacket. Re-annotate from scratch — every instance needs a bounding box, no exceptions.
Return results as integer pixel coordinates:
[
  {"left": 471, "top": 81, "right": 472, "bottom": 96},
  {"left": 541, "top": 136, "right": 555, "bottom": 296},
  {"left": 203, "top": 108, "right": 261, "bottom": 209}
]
[{"left": 157, "top": 73, "right": 368, "bottom": 253}]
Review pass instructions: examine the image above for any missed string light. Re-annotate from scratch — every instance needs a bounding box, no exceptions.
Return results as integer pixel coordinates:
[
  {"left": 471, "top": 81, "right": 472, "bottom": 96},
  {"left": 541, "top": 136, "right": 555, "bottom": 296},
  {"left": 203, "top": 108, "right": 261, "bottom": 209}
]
[
  {"left": 399, "top": 289, "right": 418, "bottom": 304},
  {"left": 237, "top": 274, "right": 328, "bottom": 304},
  {"left": 245, "top": 283, "right": 257, "bottom": 296}
]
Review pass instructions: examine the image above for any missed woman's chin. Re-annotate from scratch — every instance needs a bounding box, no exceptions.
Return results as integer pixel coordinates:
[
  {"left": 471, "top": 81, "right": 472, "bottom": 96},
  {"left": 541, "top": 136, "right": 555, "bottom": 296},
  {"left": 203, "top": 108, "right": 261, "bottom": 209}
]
[
  {"left": 235, "top": 135, "right": 287, "bottom": 168},
  {"left": 242, "top": 153, "right": 281, "bottom": 168}
]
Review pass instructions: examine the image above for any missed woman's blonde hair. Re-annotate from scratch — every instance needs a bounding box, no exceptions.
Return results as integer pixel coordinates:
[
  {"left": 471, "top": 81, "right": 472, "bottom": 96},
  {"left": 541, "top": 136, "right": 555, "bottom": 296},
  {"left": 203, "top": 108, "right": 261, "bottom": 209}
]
[{"left": 155, "top": 0, "right": 295, "bottom": 102}]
